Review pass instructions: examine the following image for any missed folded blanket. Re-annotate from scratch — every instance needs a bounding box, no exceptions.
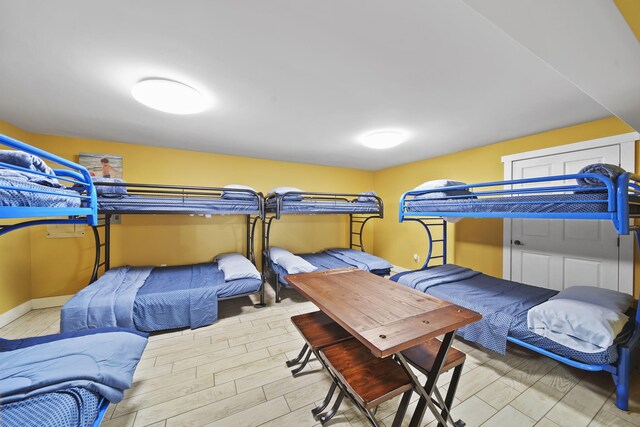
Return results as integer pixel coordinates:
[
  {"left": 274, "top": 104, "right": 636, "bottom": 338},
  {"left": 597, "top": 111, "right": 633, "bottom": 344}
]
[
  {"left": 325, "top": 248, "right": 392, "bottom": 272},
  {"left": 0, "top": 151, "right": 63, "bottom": 188},
  {"left": 93, "top": 177, "right": 127, "bottom": 196},
  {"left": 393, "top": 264, "right": 480, "bottom": 292},
  {"left": 411, "top": 179, "right": 474, "bottom": 200},
  {"left": 0, "top": 329, "right": 147, "bottom": 404},
  {"left": 577, "top": 163, "right": 625, "bottom": 187},
  {"left": 357, "top": 191, "right": 377, "bottom": 203},
  {"left": 61, "top": 267, "right": 153, "bottom": 332}
]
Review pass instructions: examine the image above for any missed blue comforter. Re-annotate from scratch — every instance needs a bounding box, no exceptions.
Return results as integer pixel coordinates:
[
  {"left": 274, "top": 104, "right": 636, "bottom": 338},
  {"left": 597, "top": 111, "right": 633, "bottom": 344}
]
[
  {"left": 61, "top": 266, "right": 153, "bottom": 332},
  {"left": 61, "top": 263, "right": 226, "bottom": 332},
  {"left": 0, "top": 169, "right": 82, "bottom": 208},
  {"left": 0, "top": 329, "right": 147, "bottom": 404},
  {"left": 393, "top": 265, "right": 556, "bottom": 354},
  {"left": 325, "top": 248, "right": 392, "bottom": 272}
]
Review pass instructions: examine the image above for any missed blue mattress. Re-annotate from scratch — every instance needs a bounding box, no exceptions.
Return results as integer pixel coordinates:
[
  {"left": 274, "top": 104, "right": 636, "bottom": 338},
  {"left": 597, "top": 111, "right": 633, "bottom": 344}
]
[
  {"left": 98, "top": 195, "right": 260, "bottom": 214},
  {"left": 404, "top": 193, "right": 640, "bottom": 215},
  {"left": 0, "top": 387, "right": 101, "bottom": 427},
  {"left": 394, "top": 268, "right": 619, "bottom": 365},
  {"left": 133, "top": 262, "right": 261, "bottom": 331},
  {"left": 273, "top": 251, "right": 391, "bottom": 286},
  {"left": 266, "top": 199, "right": 380, "bottom": 214},
  {"left": 0, "top": 174, "right": 82, "bottom": 208}
]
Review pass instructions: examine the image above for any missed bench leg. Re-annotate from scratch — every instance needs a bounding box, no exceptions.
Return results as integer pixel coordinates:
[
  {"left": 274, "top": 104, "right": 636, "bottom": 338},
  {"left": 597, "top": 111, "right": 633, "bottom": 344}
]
[
  {"left": 275, "top": 281, "right": 281, "bottom": 303},
  {"left": 286, "top": 344, "right": 309, "bottom": 367},
  {"left": 318, "top": 390, "right": 345, "bottom": 425},
  {"left": 364, "top": 408, "right": 383, "bottom": 427},
  {"left": 312, "top": 382, "right": 337, "bottom": 418},
  {"left": 390, "top": 390, "right": 413, "bottom": 427},
  {"left": 291, "top": 349, "right": 313, "bottom": 377}
]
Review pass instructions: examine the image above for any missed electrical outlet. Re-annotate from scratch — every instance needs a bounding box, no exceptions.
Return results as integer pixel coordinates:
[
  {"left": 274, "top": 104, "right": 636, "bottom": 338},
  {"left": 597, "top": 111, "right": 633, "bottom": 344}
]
[{"left": 413, "top": 253, "right": 420, "bottom": 263}]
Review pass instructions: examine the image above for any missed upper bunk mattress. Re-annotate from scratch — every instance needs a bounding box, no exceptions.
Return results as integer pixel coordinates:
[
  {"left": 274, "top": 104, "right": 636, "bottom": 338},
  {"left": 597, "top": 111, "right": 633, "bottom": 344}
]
[
  {"left": 0, "top": 173, "right": 82, "bottom": 209},
  {"left": 266, "top": 199, "right": 380, "bottom": 214},
  {"left": 98, "top": 196, "right": 261, "bottom": 215},
  {"left": 404, "top": 193, "right": 640, "bottom": 215}
]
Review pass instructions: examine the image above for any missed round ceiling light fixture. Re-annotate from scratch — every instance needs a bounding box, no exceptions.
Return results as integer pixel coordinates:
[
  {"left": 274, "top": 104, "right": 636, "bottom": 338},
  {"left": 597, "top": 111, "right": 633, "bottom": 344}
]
[
  {"left": 360, "top": 130, "right": 407, "bottom": 149},
  {"left": 131, "top": 78, "right": 207, "bottom": 114}
]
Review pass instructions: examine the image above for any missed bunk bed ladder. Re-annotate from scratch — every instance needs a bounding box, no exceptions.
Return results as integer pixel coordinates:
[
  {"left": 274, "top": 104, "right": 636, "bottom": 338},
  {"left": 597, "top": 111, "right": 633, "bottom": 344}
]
[
  {"left": 349, "top": 214, "right": 377, "bottom": 252},
  {"left": 402, "top": 217, "right": 448, "bottom": 269},
  {"left": 90, "top": 214, "right": 111, "bottom": 283},
  {"left": 248, "top": 214, "right": 266, "bottom": 308}
]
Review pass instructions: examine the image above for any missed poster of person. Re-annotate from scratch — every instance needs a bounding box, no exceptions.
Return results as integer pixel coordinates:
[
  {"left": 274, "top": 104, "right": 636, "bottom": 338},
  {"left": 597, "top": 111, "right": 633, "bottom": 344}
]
[{"left": 78, "top": 153, "right": 123, "bottom": 179}]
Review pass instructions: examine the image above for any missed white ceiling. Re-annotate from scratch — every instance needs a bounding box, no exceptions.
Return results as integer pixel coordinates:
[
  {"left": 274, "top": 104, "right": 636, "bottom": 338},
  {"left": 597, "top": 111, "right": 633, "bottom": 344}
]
[{"left": 0, "top": 1, "right": 616, "bottom": 170}]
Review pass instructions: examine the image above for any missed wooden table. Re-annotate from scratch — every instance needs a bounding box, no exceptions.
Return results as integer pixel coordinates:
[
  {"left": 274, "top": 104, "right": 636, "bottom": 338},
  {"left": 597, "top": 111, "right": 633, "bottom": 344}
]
[{"left": 285, "top": 268, "right": 481, "bottom": 427}]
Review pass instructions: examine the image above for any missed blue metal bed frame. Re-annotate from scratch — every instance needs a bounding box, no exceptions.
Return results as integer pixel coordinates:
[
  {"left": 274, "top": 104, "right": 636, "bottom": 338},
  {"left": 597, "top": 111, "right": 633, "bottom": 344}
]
[
  {"left": 263, "top": 191, "right": 384, "bottom": 303},
  {"left": 0, "top": 133, "right": 108, "bottom": 425},
  {"left": 0, "top": 133, "right": 98, "bottom": 235},
  {"left": 398, "top": 172, "right": 640, "bottom": 411}
]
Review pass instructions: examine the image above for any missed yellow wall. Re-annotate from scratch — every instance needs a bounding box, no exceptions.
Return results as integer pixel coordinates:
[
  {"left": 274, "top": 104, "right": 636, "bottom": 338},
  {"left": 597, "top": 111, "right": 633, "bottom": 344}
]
[
  {"left": 0, "top": 122, "right": 34, "bottom": 313},
  {"left": 373, "top": 117, "right": 637, "bottom": 290},
  {"left": 1, "top": 116, "right": 639, "bottom": 314},
  {"left": 615, "top": 0, "right": 640, "bottom": 43},
  {"left": 0, "top": 121, "right": 375, "bottom": 305}
]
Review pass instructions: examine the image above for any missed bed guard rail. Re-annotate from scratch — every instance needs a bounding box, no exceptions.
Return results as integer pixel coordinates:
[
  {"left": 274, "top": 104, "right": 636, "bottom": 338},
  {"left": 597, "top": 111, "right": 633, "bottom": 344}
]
[
  {"left": 265, "top": 191, "right": 383, "bottom": 219},
  {"left": 399, "top": 173, "right": 640, "bottom": 234},
  {"left": 0, "top": 133, "right": 97, "bottom": 234}
]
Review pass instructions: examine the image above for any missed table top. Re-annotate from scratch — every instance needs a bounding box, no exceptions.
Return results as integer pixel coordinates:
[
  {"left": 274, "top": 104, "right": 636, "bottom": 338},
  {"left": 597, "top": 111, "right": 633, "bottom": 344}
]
[{"left": 285, "top": 268, "right": 481, "bottom": 358}]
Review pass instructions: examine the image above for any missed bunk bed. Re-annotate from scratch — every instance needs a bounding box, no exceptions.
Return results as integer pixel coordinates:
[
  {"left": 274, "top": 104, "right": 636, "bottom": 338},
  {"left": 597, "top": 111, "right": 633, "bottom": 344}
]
[
  {"left": 60, "top": 181, "right": 266, "bottom": 333},
  {"left": 0, "top": 133, "right": 146, "bottom": 427},
  {"left": 395, "top": 170, "right": 640, "bottom": 411},
  {"left": 263, "top": 190, "right": 392, "bottom": 302}
]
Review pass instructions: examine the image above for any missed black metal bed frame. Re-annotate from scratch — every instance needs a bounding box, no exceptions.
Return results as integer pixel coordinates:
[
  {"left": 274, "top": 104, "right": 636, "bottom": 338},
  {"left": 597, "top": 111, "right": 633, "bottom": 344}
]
[
  {"left": 262, "top": 191, "right": 384, "bottom": 303},
  {"left": 89, "top": 182, "right": 266, "bottom": 308}
]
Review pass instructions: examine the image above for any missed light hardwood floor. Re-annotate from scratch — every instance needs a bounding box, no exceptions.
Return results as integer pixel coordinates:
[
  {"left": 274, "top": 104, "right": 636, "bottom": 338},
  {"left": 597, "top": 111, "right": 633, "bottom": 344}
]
[{"left": 2, "top": 285, "right": 640, "bottom": 427}]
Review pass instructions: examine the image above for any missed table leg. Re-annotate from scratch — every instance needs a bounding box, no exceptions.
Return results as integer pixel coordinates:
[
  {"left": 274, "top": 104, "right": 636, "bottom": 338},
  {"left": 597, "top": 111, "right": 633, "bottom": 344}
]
[{"left": 398, "top": 331, "right": 457, "bottom": 427}]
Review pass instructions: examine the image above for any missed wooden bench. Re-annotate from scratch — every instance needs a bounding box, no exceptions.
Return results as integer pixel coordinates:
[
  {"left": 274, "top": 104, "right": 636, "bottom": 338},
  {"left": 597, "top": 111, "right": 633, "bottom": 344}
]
[
  {"left": 287, "top": 311, "right": 353, "bottom": 377},
  {"left": 402, "top": 339, "right": 467, "bottom": 427},
  {"left": 317, "top": 339, "right": 414, "bottom": 427}
]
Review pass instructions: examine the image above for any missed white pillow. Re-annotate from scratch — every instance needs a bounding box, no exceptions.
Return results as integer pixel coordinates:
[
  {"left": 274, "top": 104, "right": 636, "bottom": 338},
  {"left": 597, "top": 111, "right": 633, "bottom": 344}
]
[
  {"left": 528, "top": 299, "right": 628, "bottom": 353},
  {"left": 221, "top": 184, "right": 257, "bottom": 200},
  {"left": 275, "top": 254, "right": 317, "bottom": 274},
  {"left": 550, "top": 286, "right": 633, "bottom": 313},
  {"left": 269, "top": 186, "right": 304, "bottom": 194},
  {"left": 269, "top": 247, "right": 293, "bottom": 262},
  {"left": 215, "top": 253, "right": 261, "bottom": 281},
  {"left": 413, "top": 180, "right": 466, "bottom": 191}
]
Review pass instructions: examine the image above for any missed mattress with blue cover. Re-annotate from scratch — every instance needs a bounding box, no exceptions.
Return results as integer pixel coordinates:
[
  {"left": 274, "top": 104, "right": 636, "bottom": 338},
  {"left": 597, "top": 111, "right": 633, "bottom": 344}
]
[
  {"left": 0, "top": 173, "right": 82, "bottom": 208},
  {"left": 98, "top": 195, "right": 261, "bottom": 214},
  {"left": 266, "top": 199, "right": 380, "bottom": 214},
  {"left": 391, "top": 267, "right": 619, "bottom": 365},
  {"left": 133, "top": 262, "right": 261, "bottom": 331},
  {"left": 0, "top": 387, "right": 102, "bottom": 427},
  {"left": 0, "top": 327, "right": 147, "bottom": 427},
  {"left": 272, "top": 251, "right": 391, "bottom": 286},
  {"left": 404, "top": 193, "right": 640, "bottom": 215}
]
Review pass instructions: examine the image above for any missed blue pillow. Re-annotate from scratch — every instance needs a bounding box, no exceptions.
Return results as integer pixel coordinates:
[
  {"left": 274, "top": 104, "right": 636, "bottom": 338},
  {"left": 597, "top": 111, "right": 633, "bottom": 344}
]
[{"left": 93, "top": 177, "right": 127, "bottom": 196}]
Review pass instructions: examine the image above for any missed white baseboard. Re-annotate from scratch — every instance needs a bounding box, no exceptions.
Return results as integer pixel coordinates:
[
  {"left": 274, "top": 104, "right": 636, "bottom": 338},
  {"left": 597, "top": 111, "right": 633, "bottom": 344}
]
[
  {"left": 0, "top": 294, "right": 72, "bottom": 328},
  {"left": 31, "top": 294, "right": 73, "bottom": 309},
  {"left": 0, "top": 300, "right": 32, "bottom": 328}
]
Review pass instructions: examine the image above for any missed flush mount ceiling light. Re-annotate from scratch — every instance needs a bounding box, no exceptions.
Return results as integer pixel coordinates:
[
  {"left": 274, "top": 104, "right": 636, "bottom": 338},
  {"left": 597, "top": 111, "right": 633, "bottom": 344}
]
[
  {"left": 360, "top": 130, "right": 407, "bottom": 149},
  {"left": 131, "top": 78, "right": 207, "bottom": 114}
]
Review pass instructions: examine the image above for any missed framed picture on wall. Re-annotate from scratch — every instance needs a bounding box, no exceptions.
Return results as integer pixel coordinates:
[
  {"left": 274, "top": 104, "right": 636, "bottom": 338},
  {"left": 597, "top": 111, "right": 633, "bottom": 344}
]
[{"left": 78, "top": 152, "right": 123, "bottom": 179}]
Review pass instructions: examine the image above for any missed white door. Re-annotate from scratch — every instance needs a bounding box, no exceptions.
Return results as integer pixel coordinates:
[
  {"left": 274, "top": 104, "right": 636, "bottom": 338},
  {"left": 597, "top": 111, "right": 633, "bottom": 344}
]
[{"left": 510, "top": 145, "right": 621, "bottom": 291}]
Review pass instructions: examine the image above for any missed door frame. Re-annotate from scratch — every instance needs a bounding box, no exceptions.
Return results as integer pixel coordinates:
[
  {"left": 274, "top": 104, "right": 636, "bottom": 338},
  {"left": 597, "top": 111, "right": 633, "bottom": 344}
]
[{"left": 501, "top": 131, "right": 639, "bottom": 293}]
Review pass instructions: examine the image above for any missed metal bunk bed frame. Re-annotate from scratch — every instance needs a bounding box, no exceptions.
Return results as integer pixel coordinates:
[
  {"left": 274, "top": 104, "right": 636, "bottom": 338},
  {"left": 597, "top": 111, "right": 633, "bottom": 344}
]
[
  {"left": 0, "top": 133, "right": 97, "bottom": 236},
  {"left": 263, "top": 191, "right": 384, "bottom": 303},
  {"left": 398, "top": 172, "right": 640, "bottom": 410},
  {"left": 89, "top": 182, "right": 266, "bottom": 308},
  {"left": 0, "top": 133, "right": 106, "bottom": 426}
]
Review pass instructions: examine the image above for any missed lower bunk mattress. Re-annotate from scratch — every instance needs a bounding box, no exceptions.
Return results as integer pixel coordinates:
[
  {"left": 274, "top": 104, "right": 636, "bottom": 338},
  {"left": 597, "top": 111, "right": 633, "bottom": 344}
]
[
  {"left": 0, "top": 387, "right": 103, "bottom": 427},
  {"left": 272, "top": 249, "right": 392, "bottom": 285},
  {"left": 391, "top": 265, "right": 629, "bottom": 365},
  {"left": 61, "top": 262, "right": 261, "bottom": 332},
  {"left": 0, "top": 328, "right": 147, "bottom": 427}
]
